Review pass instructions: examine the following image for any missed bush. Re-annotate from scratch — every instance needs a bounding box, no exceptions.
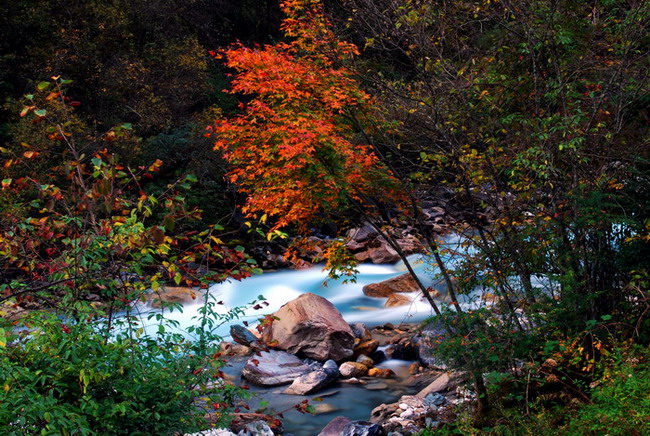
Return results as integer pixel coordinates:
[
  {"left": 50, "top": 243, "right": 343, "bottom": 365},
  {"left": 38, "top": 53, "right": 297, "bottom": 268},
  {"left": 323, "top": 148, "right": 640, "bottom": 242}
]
[
  {"left": 562, "top": 347, "right": 650, "bottom": 436},
  {"left": 0, "top": 302, "right": 248, "bottom": 435}
]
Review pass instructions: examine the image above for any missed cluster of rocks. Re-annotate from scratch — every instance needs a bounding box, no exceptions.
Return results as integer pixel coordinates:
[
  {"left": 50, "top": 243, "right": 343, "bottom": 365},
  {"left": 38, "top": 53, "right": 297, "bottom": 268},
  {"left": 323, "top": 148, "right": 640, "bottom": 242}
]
[
  {"left": 314, "top": 371, "right": 474, "bottom": 436},
  {"left": 345, "top": 224, "right": 423, "bottom": 265},
  {"left": 206, "top": 292, "right": 476, "bottom": 436},
  {"left": 231, "top": 293, "right": 396, "bottom": 396}
]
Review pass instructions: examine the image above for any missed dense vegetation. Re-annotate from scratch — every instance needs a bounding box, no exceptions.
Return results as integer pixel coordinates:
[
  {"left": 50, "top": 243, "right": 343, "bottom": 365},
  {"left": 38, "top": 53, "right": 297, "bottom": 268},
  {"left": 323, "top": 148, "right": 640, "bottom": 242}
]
[{"left": 1, "top": 0, "right": 648, "bottom": 434}]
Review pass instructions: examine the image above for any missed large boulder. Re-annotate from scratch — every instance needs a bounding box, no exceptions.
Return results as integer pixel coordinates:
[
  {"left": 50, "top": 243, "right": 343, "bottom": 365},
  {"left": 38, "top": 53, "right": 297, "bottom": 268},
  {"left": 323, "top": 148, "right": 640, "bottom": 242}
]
[
  {"left": 262, "top": 293, "right": 354, "bottom": 361},
  {"left": 241, "top": 350, "right": 311, "bottom": 386},
  {"left": 363, "top": 273, "right": 419, "bottom": 298}
]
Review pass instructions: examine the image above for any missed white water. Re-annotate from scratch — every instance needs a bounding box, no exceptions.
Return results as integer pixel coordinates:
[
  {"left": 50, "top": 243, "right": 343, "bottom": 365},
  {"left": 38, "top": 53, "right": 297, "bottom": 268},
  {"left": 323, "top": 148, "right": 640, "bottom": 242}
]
[
  {"left": 130, "top": 259, "right": 442, "bottom": 341},
  {"left": 127, "top": 235, "right": 479, "bottom": 340}
]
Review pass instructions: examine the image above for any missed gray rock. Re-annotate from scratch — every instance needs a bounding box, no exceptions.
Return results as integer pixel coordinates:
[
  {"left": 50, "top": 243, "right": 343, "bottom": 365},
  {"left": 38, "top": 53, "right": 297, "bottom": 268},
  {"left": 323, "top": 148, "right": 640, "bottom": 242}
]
[
  {"left": 239, "top": 420, "right": 274, "bottom": 436},
  {"left": 349, "top": 323, "right": 373, "bottom": 342},
  {"left": 241, "top": 350, "right": 311, "bottom": 386},
  {"left": 283, "top": 369, "right": 337, "bottom": 395},
  {"left": 230, "top": 324, "right": 259, "bottom": 347},
  {"left": 323, "top": 359, "right": 339, "bottom": 377},
  {"left": 424, "top": 392, "right": 446, "bottom": 407},
  {"left": 342, "top": 421, "right": 383, "bottom": 436},
  {"left": 318, "top": 416, "right": 383, "bottom": 436}
]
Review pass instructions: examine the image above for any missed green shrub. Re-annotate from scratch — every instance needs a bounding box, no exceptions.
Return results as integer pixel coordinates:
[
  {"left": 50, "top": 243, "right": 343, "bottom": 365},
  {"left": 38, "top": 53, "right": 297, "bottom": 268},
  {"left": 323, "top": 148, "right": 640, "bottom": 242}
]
[
  {"left": 562, "top": 349, "right": 650, "bottom": 435},
  {"left": 0, "top": 303, "right": 248, "bottom": 435}
]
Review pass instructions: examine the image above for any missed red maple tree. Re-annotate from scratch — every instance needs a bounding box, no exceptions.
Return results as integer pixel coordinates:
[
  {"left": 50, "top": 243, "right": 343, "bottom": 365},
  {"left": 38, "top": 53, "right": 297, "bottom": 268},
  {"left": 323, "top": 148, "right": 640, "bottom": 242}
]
[{"left": 212, "top": 0, "right": 401, "bottom": 230}]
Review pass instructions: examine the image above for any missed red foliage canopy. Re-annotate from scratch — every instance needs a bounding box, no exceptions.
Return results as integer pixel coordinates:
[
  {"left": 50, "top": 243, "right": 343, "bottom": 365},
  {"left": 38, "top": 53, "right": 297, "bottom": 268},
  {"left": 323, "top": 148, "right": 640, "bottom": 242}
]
[{"left": 213, "top": 0, "right": 401, "bottom": 230}]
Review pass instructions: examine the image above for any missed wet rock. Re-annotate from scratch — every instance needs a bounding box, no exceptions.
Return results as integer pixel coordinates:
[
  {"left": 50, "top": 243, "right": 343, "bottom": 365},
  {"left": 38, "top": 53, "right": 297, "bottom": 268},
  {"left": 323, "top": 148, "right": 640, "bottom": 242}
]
[
  {"left": 219, "top": 341, "right": 251, "bottom": 356},
  {"left": 262, "top": 293, "right": 354, "bottom": 361},
  {"left": 349, "top": 323, "right": 373, "bottom": 343},
  {"left": 339, "top": 362, "right": 368, "bottom": 378},
  {"left": 385, "top": 294, "right": 412, "bottom": 308},
  {"left": 323, "top": 359, "right": 340, "bottom": 377},
  {"left": 241, "top": 350, "right": 311, "bottom": 386},
  {"left": 354, "top": 340, "right": 379, "bottom": 357},
  {"left": 369, "top": 350, "right": 386, "bottom": 364},
  {"left": 356, "top": 354, "right": 374, "bottom": 367},
  {"left": 363, "top": 274, "right": 418, "bottom": 298},
  {"left": 230, "top": 325, "right": 259, "bottom": 347},
  {"left": 148, "top": 286, "right": 202, "bottom": 308},
  {"left": 304, "top": 358, "right": 324, "bottom": 371},
  {"left": 368, "top": 368, "right": 395, "bottom": 378},
  {"left": 283, "top": 368, "right": 337, "bottom": 395}
]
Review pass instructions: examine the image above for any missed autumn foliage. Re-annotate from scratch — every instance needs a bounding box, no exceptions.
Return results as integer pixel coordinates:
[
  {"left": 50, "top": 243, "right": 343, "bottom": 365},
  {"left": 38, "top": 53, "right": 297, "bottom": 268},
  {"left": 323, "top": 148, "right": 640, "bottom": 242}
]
[{"left": 212, "top": 0, "right": 401, "bottom": 230}]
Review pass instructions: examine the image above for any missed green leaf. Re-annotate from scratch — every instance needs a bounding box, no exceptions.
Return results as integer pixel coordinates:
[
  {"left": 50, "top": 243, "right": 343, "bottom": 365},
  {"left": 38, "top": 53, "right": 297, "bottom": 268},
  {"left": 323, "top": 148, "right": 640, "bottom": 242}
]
[
  {"left": 36, "top": 81, "right": 50, "bottom": 91},
  {"left": 34, "top": 109, "right": 47, "bottom": 117},
  {"left": 174, "top": 273, "right": 182, "bottom": 285}
]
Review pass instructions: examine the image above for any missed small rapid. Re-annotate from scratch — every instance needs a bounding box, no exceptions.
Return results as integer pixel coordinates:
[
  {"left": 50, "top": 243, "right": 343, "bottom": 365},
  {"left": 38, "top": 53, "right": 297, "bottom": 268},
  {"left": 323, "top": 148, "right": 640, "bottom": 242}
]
[{"left": 131, "top": 258, "right": 441, "bottom": 340}]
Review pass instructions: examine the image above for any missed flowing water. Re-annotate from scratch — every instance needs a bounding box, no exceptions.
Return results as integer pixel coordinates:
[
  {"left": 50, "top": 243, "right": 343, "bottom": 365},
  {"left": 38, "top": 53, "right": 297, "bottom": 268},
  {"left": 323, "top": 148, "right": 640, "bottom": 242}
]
[
  {"left": 125, "top": 236, "right": 472, "bottom": 435},
  {"left": 132, "top": 234, "right": 473, "bottom": 339}
]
